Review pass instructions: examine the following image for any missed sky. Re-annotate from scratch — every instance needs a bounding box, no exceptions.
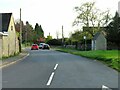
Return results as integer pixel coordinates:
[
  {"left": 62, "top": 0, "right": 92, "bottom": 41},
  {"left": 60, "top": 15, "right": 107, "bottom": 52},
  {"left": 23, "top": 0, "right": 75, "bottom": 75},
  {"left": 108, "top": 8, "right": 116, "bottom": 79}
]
[{"left": 0, "top": 0, "right": 119, "bottom": 38}]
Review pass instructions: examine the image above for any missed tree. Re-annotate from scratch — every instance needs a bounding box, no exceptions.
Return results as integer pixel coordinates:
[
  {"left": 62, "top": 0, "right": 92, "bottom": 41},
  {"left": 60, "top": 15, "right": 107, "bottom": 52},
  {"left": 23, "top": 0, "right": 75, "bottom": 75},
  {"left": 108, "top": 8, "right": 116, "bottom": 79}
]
[
  {"left": 15, "top": 20, "right": 24, "bottom": 36},
  {"left": 15, "top": 20, "right": 35, "bottom": 44},
  {"left": 39, "top": 25, "right": 44, "bottom": 37},
  {"left": 47, "top": 39, "right": 62, "bottom": 46},
  {"left": 70, "top": 30, "right": 82, "bottom": 42},
  {"left": 34, "top": 23, "right": 40, "bottom": 40},
  {"left": 35, "top": 23, "right": 44, "bottom": 38},
  {"left": 106, "top": 12, "right": 120, "bottom": 45},
  {"left": 73, "top": 2, "right": 111, "bottom": 37},
  {"left": 24, "top": 21, "right": 34, "bottom": 43},
  {"left": 34, "top": 23, "right": 44, "bottom": 43},
  {"left": 45, "top": 35, "right": 52, "bottom": 43},
  {"left": 70, "top": 30, "right": 92, "bottom": 42},
  {"left": 15, "top": 20, "right": 26, "bottom": 43}
]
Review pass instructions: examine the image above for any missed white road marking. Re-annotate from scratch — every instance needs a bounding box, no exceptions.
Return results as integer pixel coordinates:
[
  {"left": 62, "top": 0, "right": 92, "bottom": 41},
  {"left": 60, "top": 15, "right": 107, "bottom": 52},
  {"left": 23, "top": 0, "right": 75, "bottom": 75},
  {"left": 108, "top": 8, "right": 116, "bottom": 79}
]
[
  {"left": 102, "top": 85, "right": 112, "bottom": 90},
  {"left": 54, "top": 64, "right": 58, "bottom": 70},
  {"left": 47, "top": 72, "right": 55, "bottom": 86},
  {"left": 46, "top": 64, "right": 59, "bottom": 86},
  {"left": 0, "top": 53, "right": 29, "bottom": 68}
]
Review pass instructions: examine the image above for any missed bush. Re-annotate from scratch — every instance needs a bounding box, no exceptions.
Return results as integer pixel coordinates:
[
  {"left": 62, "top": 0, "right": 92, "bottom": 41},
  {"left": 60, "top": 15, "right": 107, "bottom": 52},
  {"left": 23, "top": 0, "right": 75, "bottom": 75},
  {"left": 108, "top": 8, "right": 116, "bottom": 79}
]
[
  {"left": 47, "top": 39, "right": 62, "bottom": 46},
  {"left": 111, "top": 59, "right": 120, "bottom": 71}
]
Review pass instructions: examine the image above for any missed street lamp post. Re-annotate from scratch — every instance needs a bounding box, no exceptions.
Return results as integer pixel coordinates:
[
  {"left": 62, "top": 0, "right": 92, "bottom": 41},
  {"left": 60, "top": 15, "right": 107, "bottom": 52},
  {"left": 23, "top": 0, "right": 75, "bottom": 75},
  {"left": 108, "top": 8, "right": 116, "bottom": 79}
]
[{"left": 84, "top": 36, "right": 86, "bottom": 51}]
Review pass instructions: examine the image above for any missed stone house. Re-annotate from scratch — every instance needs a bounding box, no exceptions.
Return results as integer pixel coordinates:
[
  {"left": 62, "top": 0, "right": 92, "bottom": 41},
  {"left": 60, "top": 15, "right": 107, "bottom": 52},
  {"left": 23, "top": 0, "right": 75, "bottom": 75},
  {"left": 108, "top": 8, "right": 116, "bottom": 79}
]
[
  {"left": 0, "top": 13, "right": 19, "bottom": 57},
  {"left": 92, "top": 32, "right": 107, "bottom": 50}
]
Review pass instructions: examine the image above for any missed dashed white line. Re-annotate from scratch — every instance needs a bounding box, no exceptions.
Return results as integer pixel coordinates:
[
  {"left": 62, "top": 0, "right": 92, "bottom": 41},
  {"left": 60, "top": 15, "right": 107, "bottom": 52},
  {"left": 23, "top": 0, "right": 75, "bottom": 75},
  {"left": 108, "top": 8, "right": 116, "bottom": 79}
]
[
  {"left": 47, "top": 72, "right": 55, "bottom": 86},
  {"left": 46, "top": 63, "right": 59, "bottom": 86},
  {"left": 54, "top": 64, "right": 58, "bottom": 70}
]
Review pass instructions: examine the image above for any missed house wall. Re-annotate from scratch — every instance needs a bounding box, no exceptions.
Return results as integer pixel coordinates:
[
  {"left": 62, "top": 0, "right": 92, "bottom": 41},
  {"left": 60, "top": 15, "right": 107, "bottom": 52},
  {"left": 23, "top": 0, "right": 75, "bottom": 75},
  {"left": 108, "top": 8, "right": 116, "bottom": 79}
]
[
  {"left": 92, "top": 40, "right": 95, "bottom": 50},
  {"left": 2, "top": 14, "right": 19, "bottom": 57},
  {"left": 8, "top": 15, "right": 16, "bottom": 55},
  {"left": 96, "top": 34, "right": 107, "bottom": 50},
  {"left": 2, "top": 35, "right": 9, "bottom": 57},
  {"left": 8, "top": 15, "right": 19, "bottom": 56},
  {"left": 0, "top": 35, "right": 2, "bottom": 59}
]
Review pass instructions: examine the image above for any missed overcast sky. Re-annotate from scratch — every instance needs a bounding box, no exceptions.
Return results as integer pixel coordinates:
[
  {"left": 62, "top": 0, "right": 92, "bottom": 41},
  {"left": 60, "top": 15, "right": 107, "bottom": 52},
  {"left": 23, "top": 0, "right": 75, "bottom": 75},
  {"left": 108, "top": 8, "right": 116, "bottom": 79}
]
[{"left": 0, "top": 0, "right": 119, "bottom": 38}]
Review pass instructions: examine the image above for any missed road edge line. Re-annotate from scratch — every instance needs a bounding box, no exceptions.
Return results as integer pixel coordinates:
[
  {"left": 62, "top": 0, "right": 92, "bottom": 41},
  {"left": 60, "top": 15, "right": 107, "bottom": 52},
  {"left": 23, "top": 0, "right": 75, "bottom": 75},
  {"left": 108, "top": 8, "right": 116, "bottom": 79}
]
[{"left": 0, "top": 53, "right": 29, "bottom": 68}]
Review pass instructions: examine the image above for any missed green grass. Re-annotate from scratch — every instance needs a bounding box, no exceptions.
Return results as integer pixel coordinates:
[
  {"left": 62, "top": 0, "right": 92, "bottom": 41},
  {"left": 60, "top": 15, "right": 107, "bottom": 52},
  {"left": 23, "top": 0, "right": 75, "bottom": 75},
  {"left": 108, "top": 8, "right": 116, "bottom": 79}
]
[{"left": 55, "top": 47, "right": 120, "bottom": 72}]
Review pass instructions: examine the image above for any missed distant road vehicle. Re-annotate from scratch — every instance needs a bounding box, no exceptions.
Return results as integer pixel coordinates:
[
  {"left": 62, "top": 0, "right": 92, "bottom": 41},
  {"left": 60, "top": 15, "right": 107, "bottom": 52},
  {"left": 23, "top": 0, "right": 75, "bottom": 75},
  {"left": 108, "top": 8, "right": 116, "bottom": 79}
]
[
  {"left": 42, "top": 44, "right": 50, "bottom": 50},
  {"left": 31, "top": 44, "right": 39, "bottom": 50},
  {"left": 39, "top": 43, "right": 45, "bottom": 49}
]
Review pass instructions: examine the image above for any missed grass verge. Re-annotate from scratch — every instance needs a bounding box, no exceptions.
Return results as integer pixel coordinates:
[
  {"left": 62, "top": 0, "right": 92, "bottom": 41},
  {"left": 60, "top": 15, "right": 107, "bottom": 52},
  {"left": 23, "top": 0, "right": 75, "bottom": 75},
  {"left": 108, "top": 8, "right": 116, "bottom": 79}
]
[{"left": 55, "top": 47, "right": 120, "bottom": 72}]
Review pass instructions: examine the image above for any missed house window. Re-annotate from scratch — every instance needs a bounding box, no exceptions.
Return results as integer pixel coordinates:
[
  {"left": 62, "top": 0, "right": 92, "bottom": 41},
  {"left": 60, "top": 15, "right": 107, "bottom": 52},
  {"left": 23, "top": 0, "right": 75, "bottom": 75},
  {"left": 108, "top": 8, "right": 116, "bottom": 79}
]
[{"left": 11, "top": 26, "right": 13, "bottom": 31}]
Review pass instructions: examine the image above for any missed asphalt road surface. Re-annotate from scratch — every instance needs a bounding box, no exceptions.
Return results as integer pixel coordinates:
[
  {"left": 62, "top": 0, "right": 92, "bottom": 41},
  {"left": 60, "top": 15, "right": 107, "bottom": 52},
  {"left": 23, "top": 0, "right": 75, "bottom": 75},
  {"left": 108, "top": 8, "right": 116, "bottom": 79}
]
[{"left": 2, "top": 49, "right": 119, "bottom": 89}]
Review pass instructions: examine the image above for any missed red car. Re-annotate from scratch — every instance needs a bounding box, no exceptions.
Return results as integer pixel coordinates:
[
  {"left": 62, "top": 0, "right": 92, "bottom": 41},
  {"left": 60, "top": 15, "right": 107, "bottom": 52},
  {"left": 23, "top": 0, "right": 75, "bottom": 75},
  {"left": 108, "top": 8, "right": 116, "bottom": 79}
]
[{"left": 31, "top": 44, "right": 39, "bottom": 50}]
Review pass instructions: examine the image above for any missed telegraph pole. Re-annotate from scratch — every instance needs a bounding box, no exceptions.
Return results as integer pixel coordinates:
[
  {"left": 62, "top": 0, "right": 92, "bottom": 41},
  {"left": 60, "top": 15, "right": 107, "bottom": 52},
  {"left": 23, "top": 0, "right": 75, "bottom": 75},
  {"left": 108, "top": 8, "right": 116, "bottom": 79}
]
[
  {"left": 20, "top": 8, "right": 22, "bottom": 52},
  {"left": 49, "top": 32, "right": 50, "bottom": 36},
  {"left": 62, "top": 25, "right": 64, "bottom": 46}
]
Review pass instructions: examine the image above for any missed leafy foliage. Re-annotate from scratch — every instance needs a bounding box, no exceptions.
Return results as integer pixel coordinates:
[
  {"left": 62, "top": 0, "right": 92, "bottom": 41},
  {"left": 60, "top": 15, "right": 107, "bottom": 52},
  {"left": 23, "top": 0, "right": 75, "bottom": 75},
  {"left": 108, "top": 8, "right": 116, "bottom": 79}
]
[
  {"left": 69, "top": 30, "right": 92, "bottom": 43},
  {"left": 34, "top": 23, "right": 44, "bottom": 41},
  {"left": 106, "top": 12, "right": 120, "bottom": 45},
  {"left": 47, "top": 39, "right": 62, "bottom": 46},
  {"left": 73, "top": 2, "right": 111, "bottom": 37},
  {"left": 45, "top": 35, "right": 52, "bottom": 43},
  {"left": 35, "top": 23, "right": 44, "bottom": 37},
  {"left": 23, "top": 21, "right": 34, "bottom": 42},
  {"left": 15, "top": 21, "right": 45, "bottom": 44}
]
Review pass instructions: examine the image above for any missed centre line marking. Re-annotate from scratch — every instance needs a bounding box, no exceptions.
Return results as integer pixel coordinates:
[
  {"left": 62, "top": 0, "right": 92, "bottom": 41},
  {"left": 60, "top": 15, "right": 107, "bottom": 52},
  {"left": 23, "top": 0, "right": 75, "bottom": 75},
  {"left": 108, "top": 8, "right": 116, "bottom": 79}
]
[
  {"left": 47, "top": 72, "right": 55, "bottom": 86},
  {"left": 54, "top": 64, "right": 58, "bottom": 70}
]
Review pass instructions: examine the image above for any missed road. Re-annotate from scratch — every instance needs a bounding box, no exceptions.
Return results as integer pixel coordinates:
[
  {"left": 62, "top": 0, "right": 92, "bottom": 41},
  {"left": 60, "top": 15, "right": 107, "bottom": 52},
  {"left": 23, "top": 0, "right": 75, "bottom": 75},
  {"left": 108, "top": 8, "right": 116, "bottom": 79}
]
[{"left": 2, "top": 49, "right": 118, "bottom": 89}]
